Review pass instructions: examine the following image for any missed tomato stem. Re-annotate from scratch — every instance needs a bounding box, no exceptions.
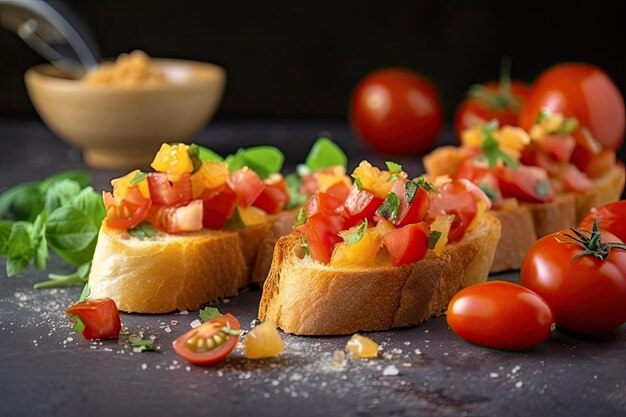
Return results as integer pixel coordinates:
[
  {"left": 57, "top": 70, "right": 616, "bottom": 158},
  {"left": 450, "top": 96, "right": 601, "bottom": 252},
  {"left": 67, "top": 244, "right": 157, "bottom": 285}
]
[
  {"left": 561, "top": 218, "right": 626, "bottom": 260},
  {"left": 467, "top": 58, "right": 520, "bottom": 111}
]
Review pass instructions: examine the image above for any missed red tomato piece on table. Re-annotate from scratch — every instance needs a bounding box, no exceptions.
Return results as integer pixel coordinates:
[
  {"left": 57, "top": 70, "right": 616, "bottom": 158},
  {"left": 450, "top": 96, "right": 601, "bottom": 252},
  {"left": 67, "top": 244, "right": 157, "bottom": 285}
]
[
  {"left": 66, "top": 298, "right": 121, "bottom": 340},
  {"left": 200, "top": 183, "right": 237, "bottom": 230},
  {"left": 147, "top": 172, "right": 192, "bottom": 207},
  {"left": 227, "top": 168, "right": 265, "bottom": 208},
  {"left": 172, "top": 314, "right": 241, "bottom": 366},
  {"left": 350, "top": 68, "right": 443, "bottom": 155},
  {"left": 447, "top": 281, "right": 554, "bottom": 350},
  {"left": 253, "top": 175, "right": 289, "bottom": 214},
  {"left": 103, "top": 186, "right": 151, "bottom": 230},
  {"left": 521, "top": 227, "right": 626, "bottom": 334},
  {"left": 579, "top": 201, "right": 626, "bottom": 243},
  {"left": 382, "top": 222, "right": 429, "bottom": 266}
]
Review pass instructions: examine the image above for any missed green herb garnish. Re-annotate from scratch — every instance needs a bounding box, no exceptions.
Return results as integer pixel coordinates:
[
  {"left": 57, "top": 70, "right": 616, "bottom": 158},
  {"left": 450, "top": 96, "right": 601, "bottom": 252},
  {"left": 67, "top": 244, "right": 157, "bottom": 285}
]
[
  {"left": 536, "top": 108, "right": 551, "bottom": 124},
  {"left": 412, "top": 177, "right": 435, "bottom": 192},
  {"left": 129, "top": 222, "right": 157, "bottom": 240},
  {"left": 305, "top": 137, "right": 348, "bottom": 171},
  {"left": 561, "top": 117, "right": 579, "bottom": 134},
  {"left": 405, "top": 181, "right": 418, "bottom": 205},
  {"left": 128, "top": 335, "right": 156, "bottom": 352},
  {"left": 428, "top": 230, "right": 442, "bottom": 250},
  {"left": 130, "top": 171, "right": 148, "bottom": 185},
  {"left": 535, "top": 180, "right": 550, "bottom": 197},
  {"left": 385, "top": 161, "right": 403, "bottom": 174},
  {"left": 285, "top": 173, "right": 308, "bottom": 209},
  {"left": 480, "top": 121, "right": 518, "bottom": 169},
  {"left": 377, "top": 193, "right": 400, "bottom": 221},
  {"left": 68, "top": 313, "right": 86, "bottom": 333},
  {"left": 199, "top": 307, "right": 222, "bottom": 322},
  {"left": 295, "top": 207, "right": 307, "bottom": 227},
  {"left": 340, "top": 219, "right": 368, "bottom": 246},
  {"left": 299, "top": 235, "right": 310, "bottom": 256},
  {"left": 354, "top": 177, "right": 364, "bottom": 191},
  {"left": 226, "top": 146, "right": 284, "bottom": 180},
  {"left": 478, "top": 181, "right": 500, "bottom": 204},
  {"left": 223, "top": 208, "right": 246, "bottom": 230}
]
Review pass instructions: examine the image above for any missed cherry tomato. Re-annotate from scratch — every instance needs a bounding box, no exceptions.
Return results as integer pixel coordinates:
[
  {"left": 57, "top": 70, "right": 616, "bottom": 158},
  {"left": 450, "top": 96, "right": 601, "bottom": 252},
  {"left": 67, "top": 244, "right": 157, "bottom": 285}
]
[
  {"left": 147, "top": 200, "right": 204, "bottom": 233},
  {"left": 447, "top": 281, "right": 554, "bottom": 350},
  {"left": 301, "top": 212, "right": 345, "bottom": 264},
  {"left": 429, "top": 180, "right": 478, "bottom": 242},
  {"left": 253, "top": 176, "right": 289, "bottom": 214},
  {"left": 227, "top": 168, "right": 265, "bottom": 208},
  {"left": 200, "top": 184, "right": 237, "bottom": 230},
  {"left": 579, "top": 201, "right": 626, "bottom": 243},
  {"left": 66, "top": 298, "right": 121, "bottom": 340},
  {"left": 519, "top": 63, "right": 625, "bottom": 150},
  {"left": 494, "top": 165, "right": 554, "bottom": 204},
  {"left": 455, "top": 80, "right": 530, "bottom": 139},
  {"left": 350, "top": 68, "right": 443, "bottom": 155},
  {"left": 389, "top": 177, "right": 430, "bottom": 227},
  {"left": 147, "top": 173, "right": 192, "bottom": 207},
  {"left": 382, "top": 222, "right": 429, "bottom": 266},
  {"left": 341, "top": 187, "right": 383, "bottom": 228},
  {"left": 521, "top": 227, "right": 626, "bottom": 334},
  {"left": 172, "top": 314, "right": 241, "bottom": 366},
  {"left": 103, "top": 186, "right": 151, "bottom": 229}
]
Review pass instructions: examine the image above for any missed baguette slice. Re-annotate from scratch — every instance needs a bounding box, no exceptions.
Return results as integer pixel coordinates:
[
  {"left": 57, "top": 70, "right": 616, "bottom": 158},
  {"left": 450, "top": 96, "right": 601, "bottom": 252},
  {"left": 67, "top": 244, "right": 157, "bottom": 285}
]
[
  {"left": 89, "top": 213, "right": 294, "bottom": 313},
  {"left": 258, "top": 213, "right": 501, "bottom": 335}
]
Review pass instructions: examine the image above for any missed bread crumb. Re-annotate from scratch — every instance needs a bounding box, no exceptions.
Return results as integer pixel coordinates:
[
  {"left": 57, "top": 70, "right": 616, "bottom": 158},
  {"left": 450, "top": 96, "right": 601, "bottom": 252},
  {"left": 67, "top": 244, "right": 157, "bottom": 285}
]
[
  {"left": 490, "top": 372, "right": 499, "bottom": 378},
  {"left": 414, "top": 349, "right": 422, "bottom": 355},
  {"left": 515, "top": 381, "right": 523, "bottom": 388},
  {"left": 141, "top": 363, "right": 147, "bottom": 370},
  {"left": 382, "top": 365, "right": 399, "bottom": 376},
  {"left": 178, "top": 310, "right": 189, "bottom": 315},
  {"left": 190, "top": 319, "right": 202, "bottom": 328}
]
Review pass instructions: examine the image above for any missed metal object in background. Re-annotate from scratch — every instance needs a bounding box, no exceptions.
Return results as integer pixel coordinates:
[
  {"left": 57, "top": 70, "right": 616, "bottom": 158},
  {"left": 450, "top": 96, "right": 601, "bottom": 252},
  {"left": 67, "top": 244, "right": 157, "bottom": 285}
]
[{"left": 0, "top": 0, "right": 99, "bottom": 77}]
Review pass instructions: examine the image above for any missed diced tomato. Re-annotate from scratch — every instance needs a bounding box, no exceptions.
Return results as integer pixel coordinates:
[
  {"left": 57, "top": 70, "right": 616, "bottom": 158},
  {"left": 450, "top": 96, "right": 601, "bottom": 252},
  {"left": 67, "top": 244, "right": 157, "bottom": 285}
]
[
  {"left": 200, "top": 184, "right": 237, "bottom": 229},
  {"left": 473, "top": 171, "right": 503, "bottom": 206},
  {"left": 570, "top": 148, "right": 616, "bottom": 179},
  {"left": 429, "top": 180, "right": 478, "bottom": 242},
  {"left": 521, "top": 145, "right": 560, "bottom": 176},
  {"left": 253, "top": 175, "right": 289, "bottom": 214},
  {"left": 494, "top": 165, "right": 555, "bottom": 204},
  {"left": 66, "top": 298, "right": 121, "bottom": 340},
  {"left": 147, "top": 172, "right": 192, "bottom": 206},
  {"left": 227, "top": 168, "right": 265, "bottom": 208},
  {"left": 539, "top": 134, "right": 577, "bottom": 162},
  {"left": 389, "top": 177, "right": 431, "bottom": 227},
  {"left": 147, "top": 200, "right": 204, "bottom": 233},
  {"left": 561, "top": 164, "right": 593, "bottom": 193},
  {"left": 103, "top": 186, "right": 151, "bottom": 230},
  {"left": 325, "top": 181, "right": 351, "bottom": 203},
  {"left": 452, "top": 159, "right": 489, "bottom": 182},
  {"left": 341, "top": 187, "right": 384, "bottom": 228},
  {"left": 382, "top": 223, "right": 429, "bottom": 266},
  {"left": 302, "top": 212, "right": 345, "bottom": 264},
  {"left": 306, "top": 191, "right": 344, "bottom": 217}
]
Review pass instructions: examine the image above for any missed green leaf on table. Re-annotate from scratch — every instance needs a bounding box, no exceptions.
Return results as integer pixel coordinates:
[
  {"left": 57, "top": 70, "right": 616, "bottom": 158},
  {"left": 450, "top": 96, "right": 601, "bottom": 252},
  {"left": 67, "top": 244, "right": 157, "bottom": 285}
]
[
  {"left": 7, "top": 221, "right": 34, "bottom": 277},
  {"left": 44, "top": 179, "right": 81, "bottom": 214},
  {"left": 46, "top": 206, "right": 99, "bottom": 252},
  {"left": 34, "top": 262, "right": 91, "bottom": 290},
  {"left": 199, "top": 306, "right": 222, "bottom": 322},
  {"left": 304, "top": 137, "right": 347, "bottom": 171},
  {"left": 40, "top": 170, "right": 90, "bottom": 192},
  {"left": 128, "top": 335, "right": 156, "bottom": 352},
  {"left": 0, "top": 182, "right": 44, "bottom": 221},
  {"left": 68, "top": 187, "right": 106, "bottom": 226},
  {"left": 0, "top": 220, "right": 14, "bottom": 256},
  {"left": 33, "top": 214, "right": 48, "bottom": 271}
]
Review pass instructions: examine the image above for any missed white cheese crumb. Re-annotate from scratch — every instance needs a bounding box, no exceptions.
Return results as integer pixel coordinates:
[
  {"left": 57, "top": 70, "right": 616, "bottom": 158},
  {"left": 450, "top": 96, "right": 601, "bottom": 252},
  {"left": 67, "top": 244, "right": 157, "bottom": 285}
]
[
  {"left": 190, "top": 319, "right": 202, "bottom": 328},
  {"left": 382, "top": 365, "right": 399, "bottom": 376}
]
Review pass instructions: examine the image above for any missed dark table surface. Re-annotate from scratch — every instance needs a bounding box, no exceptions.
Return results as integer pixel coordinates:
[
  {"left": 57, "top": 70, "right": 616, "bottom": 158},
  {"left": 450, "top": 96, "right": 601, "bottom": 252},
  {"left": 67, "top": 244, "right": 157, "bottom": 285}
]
[{"left": 1, "top": 120, "right": 625, "bottom": 417}]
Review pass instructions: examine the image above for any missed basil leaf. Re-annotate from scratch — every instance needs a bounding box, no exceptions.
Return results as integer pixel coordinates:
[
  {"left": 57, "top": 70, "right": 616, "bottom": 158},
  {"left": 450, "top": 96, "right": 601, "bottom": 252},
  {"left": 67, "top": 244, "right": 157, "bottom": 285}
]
[
  {"left": 412, "top": 177, "right": 435, "bottom": 192},
  {"left": 340, "top": 219, "right": 368, "bottom": 246},
  {"left": 128, "top": 335, "right": 155, "bottom": 352},
  {"left": 40, "top": 170, "right": 90, "bottom": 192},
  {"left": 199, "top": 307, "right": 222, "bottom": 322},
  {"left": 7, "top": 221, "right": 34, "bottom": 277},
  {"left": 193, "top": 144, "right": 224, "bottom": 163},
  {"left": 130, "top": 171, "right": 148, "bottom": 185},
  {"left": 78, "top": 283, "right": 91, "bottom": 302},
  {"left": 44, "top": 179, "right": 82, "bottom": 215},
  {"left": 0, "top": 221, "right": 14, "bottom": 257},
  {"left": 385, "top": 161, "right": 402, "bottom": 174},
  {"left": 285, "top": 173, "right": 307, "bottom": 209},
  {"left": 405, "top": 181, "right": 418, "bottom": 205},
  {"left": 305, "top": 137, "right": 347, "bottom": 171},
  {"left": 354, "top": 177, "right": 363, "bottom": 191},
  {"left": 33, "top": 214, "right": 48, "bottom": 271},
  {"left": 46, "top": 206, "right": 98, "bottom": 252},
  {"left": 68, "top": 314, "right": 86, "bottom": 334},
  {"left": 428, "top": 230, "right": 442, "bottom": 250},
  {"left": 226, "top": 147, "right": 284, "bottom": 179},
  {"left": 34, "top": 262, "right": 90, "bottom": 289},
  {"left": 0, "top": 182, "right": 43, "bottom": 221},
  {"left": 377, "top": 192, "right": 400, "bottom": 221},
  {"left": 295, "top": 207, "right": 307, "bottom": 227},
  {"left": 129, "top": 222, "right": 157, "bottom": 240},
  {"left": 68, "top": 187, "right": 106, "bottom": 226}
]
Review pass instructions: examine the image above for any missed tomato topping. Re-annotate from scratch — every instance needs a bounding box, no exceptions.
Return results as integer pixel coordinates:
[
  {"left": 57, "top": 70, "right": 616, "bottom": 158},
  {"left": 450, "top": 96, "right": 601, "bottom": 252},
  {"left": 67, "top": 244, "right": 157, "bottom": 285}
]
[
  {"left": 389, "top": 177, "right": 431, "bottom": 227},
  {"left": 103, "top": 186, "right": 151, "bottom": 229},
  {"left": 66, "top": 298, "right": 121, "bottom": 340},
  {"left": 172, "top": 314, "right": 241, "bottom": 366},
  {"left": 147, "top": 172, "right": 193, "bottom": 207},
  {"left": 494, "top": 165, "right": 554, "bottom": 204},
  {"left": 382, "top": 223, "right": 429, "bottom": 266},
  {"left": 341, "top": 187, "right": 384, "bottom": 228},
  {"left": 147, "top": 200, "right": 204, "bottom": 233},
  {"left": 301, "top": 212, "right": 345, "bottom": 264},
  {"left": 325, "top": 181, "right": 351, "bottom": 203},
  {"left": 227, "top": 168, "right": 265, "bottom": 208},
  {"left": 253, "top": 175, "right": 289, "bottom": 214},
  {"left": 429, "top": 181, "right": 478, "bottom": 242},
  {"left": 539, "top": 134, "right": 577, "bottom": 163},
  {"left": 561, "top": 164, "right": 592, "bottom": 193},
  {"left": 579, "top": 201, "right": 626, "bottom": 243},
  {"left": 199, "top": 184, "right": 237, "bottom": 230},
  {"left": 447, "top": 281, "right": 554, "bottom": 350},
  {"left": 570, "top": 147, "right": 617, "bottom": 179},
  {"left": 521, "top": 226, "right": 626, "bottom": 334},
  {"left": 306, "top": 190, "right": 345, "bottom": 217},
  {"left": 151, "top": 143, "right": 194, "bottom": 176}
]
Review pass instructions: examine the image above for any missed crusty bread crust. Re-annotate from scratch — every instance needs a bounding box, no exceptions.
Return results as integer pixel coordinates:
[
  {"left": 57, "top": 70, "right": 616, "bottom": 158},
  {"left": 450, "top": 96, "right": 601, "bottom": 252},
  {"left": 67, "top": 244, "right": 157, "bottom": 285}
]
[
  {"left": 490, "top": 205, "right": 537, "bottom": 273},
  {"left": 574, "top": 163, "right": 625, "bottom": 222},
  {"left": 250, "top": 210, "right": 297, "bottom": 285},
  {"left": 258, "top": 213, "right": 501, "bottom": 335}
]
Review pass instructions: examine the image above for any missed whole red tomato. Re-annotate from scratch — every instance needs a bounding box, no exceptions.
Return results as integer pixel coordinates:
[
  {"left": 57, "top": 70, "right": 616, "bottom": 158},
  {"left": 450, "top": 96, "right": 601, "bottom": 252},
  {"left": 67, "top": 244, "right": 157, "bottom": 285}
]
[
  {"left": 454, "top": 80, "right": 530, "bottom": 139},
  {"left": 521, "top": 226, "right": 626, "bottom": 334},
  {"left": 447, "top": 281, "right": 554, "bottom": 350},
  {"left": 519, "top": 63, "right": 625, "bottom": 150},
  {"left": 350, "top": 68, "right": 443, "bottom": 155},
  {"left": 579, "top": 201, "right": 626, "bottom": 247}
]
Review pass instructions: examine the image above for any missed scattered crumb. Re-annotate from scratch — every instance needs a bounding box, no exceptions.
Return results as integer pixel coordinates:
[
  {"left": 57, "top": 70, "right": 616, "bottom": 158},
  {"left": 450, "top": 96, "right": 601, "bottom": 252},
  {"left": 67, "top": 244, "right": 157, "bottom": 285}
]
[
  {"left": 382, "top": 365, "right": 399, "bottom": 376},
  {"left": 190, "top": 319, "right": 202, "bottom": 328},
  {"left": 490, "top": 372, "right": 499, "bottom": 378},
  {"left": 515, "top": 381, "right": 524, "bottom": 389}
]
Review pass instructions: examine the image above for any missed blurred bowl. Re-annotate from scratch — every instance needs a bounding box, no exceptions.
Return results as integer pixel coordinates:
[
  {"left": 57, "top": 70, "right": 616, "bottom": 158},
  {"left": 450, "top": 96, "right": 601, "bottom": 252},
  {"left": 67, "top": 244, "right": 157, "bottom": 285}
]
[{"left": 25, "top": 58, "right": 226, "bottom": 169}]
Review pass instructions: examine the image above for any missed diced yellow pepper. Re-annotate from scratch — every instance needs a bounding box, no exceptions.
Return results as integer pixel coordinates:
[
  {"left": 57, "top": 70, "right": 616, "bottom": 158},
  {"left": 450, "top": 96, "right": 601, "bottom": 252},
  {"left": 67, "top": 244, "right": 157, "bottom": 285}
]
[
  {"left": 429, "top": 214, "right": 454, "bottom": 256},
  {"left": 190, "top": 161, "right": 229, "bottom": 198},
  {"left": 111, "top": 169, "right": 149, "bottom": 198},
  {"left": 237, "top": 206, "right": 267, "bottom": 226},
  {"left": 331, "top": 228, "right": 381, "bottom": 267},
  {"left": 352, "top": 161, "right": 394, "bottom": 199},
  {"left": 494, "top": 126, "right": 530, "bottom": 153},
  {"left": 461, "top": 126, "right": 484, "bottom": 149},
  {"left": 244, "top": 321, "right": 284, "bottom": 359},
  {"left": 150, "top": 143, "right": 194, "bottom": 177}
]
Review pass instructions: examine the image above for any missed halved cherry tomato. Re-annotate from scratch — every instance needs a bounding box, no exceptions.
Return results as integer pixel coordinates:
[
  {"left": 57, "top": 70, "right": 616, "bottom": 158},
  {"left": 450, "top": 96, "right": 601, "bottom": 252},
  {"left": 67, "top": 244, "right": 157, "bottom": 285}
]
[
  {"left": 227, "top": 168, "right": 265, "bottom": 208},
  {"left": 172, "top": 314, "right": 241, "bottom": 366},
  {"left": 103, "top": 186, "right": 151, "bottom": 229},
  {"left": 382, "top": 222, "right": 429, "bottom": 266},
  {"left": 521, "top": 227, "right": 626, "bottom": 334},
  {"left": 341, "top": 187, "right": 384, "bottom": 228},
  {"left": 200, "top": 184, "right": 237, "bottom": 230},
  {"left": 494, "top": 165, "right": 554, "bottom": 204},
  {"left": 447, "top": 281, "right": 554, "bottom": 350},
  {"left": 147, "top": 172, "right": 192, "bottom": 207},
  {"left": 389, "top": 177, "right": 431, "bottom": 227},
  {"left": 302, "top": 212, "right": 345, "bottom": 264},
  {"left": 455, "top": 79, "right": 530, "bottom": 140},
  {"left": 579, "top": 201, "right": 626, "bottom": 243},
  {"left": 429, "top": 181, "right": 478, "bottom": 242},
  {"left": 253, "top": 175, "right": 289, "bottom": 214},
  {"left": 147, "top": 200, "right": 204, "bottom": 233},
  {"left": 66, "top": 298, "right": 121, "bottom": 340}
]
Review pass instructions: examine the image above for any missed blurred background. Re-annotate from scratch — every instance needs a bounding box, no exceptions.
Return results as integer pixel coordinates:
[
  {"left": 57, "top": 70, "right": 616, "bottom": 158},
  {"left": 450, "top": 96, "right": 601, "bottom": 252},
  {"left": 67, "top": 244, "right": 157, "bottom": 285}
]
[{"left": 1, "top": 0, "right": 625, "bottom": 121}]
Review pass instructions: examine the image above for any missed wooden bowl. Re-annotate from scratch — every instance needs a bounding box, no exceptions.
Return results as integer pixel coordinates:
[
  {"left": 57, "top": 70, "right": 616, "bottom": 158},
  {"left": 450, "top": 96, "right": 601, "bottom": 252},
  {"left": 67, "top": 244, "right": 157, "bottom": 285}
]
[{"left": 25, "top": 59, "right": 226, "bottom": 169}]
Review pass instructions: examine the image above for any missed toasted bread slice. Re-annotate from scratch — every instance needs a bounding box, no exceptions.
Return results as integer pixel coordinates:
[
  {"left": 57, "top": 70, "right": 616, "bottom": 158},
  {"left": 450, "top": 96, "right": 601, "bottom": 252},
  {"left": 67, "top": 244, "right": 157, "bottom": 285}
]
[
  {"left": 89, "top": 213, "right": 293, "bottom": 313},
  {"left": 258, "top": 213, "right": 501, "bottom": 335}
]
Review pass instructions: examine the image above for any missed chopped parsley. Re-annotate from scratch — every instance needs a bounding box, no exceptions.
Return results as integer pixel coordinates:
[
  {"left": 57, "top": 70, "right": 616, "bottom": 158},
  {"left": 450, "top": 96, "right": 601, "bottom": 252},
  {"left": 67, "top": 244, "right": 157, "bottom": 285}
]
[
  {"left": 339, "top": 219, "right": 368, "bottom": 246},
  {"left": 129, "top": 222, "right": 157, "bottom": 240},
  {"left": 480, "top": 121, "right": 518, "bottom": 169},
  {"left": 199, "top": 306, "right": 222, "bottom": 322},
  {"left": 299, "top": 235, "right": 310, "bottom": 256},
  {"left": 385, "top": 161, "right": 402, "bottom": 174},
  {"left": 128, "top": 335, "right": 156, "bottom": 352},
  {"left": 129, "top": 171, "right": 148, "bottom": 185},
  {"left": 295, "top": 207, "right": 307, "bottom": 227}
]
